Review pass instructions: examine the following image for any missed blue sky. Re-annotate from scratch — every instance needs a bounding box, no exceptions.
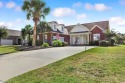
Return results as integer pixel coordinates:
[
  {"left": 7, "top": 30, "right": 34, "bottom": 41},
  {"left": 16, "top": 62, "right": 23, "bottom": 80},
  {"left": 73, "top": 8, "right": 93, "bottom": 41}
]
[{"left": 0, "top": 0, "right": 125, "bottom": 33}]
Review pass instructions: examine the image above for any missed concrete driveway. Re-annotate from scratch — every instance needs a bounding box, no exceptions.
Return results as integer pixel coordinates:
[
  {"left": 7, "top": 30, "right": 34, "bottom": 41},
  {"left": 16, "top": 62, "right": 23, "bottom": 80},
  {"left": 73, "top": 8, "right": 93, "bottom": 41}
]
[{"left": 0, "top": 46, "right": 95, "bottom": 82}]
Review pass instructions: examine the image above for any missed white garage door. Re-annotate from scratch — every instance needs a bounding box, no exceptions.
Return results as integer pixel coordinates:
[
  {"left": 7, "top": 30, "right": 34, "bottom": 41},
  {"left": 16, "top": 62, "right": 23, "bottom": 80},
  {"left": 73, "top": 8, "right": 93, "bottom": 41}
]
[{"left": 1, "top": 39, "right": 13, "bottom": 45}]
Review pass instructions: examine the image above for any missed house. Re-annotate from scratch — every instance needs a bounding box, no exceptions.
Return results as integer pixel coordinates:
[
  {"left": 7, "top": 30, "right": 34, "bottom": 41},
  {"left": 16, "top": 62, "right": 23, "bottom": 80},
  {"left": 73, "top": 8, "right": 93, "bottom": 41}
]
[
  {"left": 1, "top": 29, "right": 21, "bottom": 45},
  {"left": 38, "top": 20, "right": 110, "bottom": 45},
  {"left": 66, "top": 21, "right": 109, "bottom": 45},
  {"left": 37, "top": 21, "right": 70, "bottom": 45}
]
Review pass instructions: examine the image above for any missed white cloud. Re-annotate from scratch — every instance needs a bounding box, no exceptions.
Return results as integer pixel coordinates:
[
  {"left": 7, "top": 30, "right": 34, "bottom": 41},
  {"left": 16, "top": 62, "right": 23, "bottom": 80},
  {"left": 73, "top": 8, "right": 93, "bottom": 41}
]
[
  {"left": 94, "top": 3, "right": 111, "bottom": 11},
  {"left": 6, "top": 1, "right": 16, "bottom": 9},
  {"left": 52, "top": 7, "right": 76, "bottom": 17},
  {"left": 73, "top": 2, "right": 83, "bottom": 8},
  {"left": 0, "top": 18, "right": 33, "bottom": 30},
  {"left": 15, "top": 6, "right": 22, "bottom": 12},
  {"left": 0, "top": 1, "right": 3, "bottom": 8},
  {"left": 110, "top": 16, "right": 125, "bottom": 26},
  {"left": 84, "top": 3, "right": 111, "bottom": 11},
  {"left": 119, "top": 0, "right": 125, "bottom": 5},
  {"left": 76, "top": 13, "right": 87, "bottom": 20}
]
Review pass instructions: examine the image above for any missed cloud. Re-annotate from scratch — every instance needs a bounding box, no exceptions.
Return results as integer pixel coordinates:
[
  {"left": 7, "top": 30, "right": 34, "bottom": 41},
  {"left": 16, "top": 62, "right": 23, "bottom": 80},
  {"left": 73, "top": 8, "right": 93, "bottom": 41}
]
[
  {"left": 76, "top": 13, "right": 87, "bottom": 20},
  {"left": 15, "top": 6, "right": 22, "bottom": 12},
  {"left": 94, "top": 3, "right": 111, "bottom": 11},
  {"left": 6, "top": 1, "right": 16, "bottom": 9},
  {"left": 73, "top": 2, "right": 83, "bottom": 8},
  {"left": 0, "top": 1, "right": 3, "bottom": 8},
  {"left": 110, "top": 16, "right": 125, "bottom": 26},
  {"left": 119, "top": 0, "right": 125, "bottom": 5},
  {"left": 84, "top": 3, "right": 111, "bottom": 11},
  {"left": 52, "top": 7, "right": 76, "bottom": 17},
  {"left": 0, "top": 18, "right": 33, "bottom": 30}
]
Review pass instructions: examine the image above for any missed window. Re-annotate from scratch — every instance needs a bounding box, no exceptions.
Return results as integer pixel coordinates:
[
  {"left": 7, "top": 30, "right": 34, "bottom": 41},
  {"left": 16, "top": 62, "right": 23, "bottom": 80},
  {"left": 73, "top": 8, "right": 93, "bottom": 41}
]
[
  {"left": 54, "top": 25, "right": 57, "bottom": 31},
  {"left": 93, "top": 34, "right": 100, "bottom": 41},
  {"left": 44, "top": 35, "right": 47, "bottom": 42},
  {"left": 62, "top": 27, "right": 64, "bottom": 32},
  {"left": 53, "top": 36, "right": 57, "bottom": 40},
  {"left": 60, "top": 37, "right": 64, "bottom": 42}
]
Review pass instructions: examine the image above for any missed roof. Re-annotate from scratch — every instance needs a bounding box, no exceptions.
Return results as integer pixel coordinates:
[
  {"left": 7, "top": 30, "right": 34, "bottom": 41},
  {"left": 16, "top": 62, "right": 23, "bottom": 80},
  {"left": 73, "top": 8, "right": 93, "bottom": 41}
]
[
  {"left": 65, "top": 21, "right": 109, "bottom": 32},
  {"left": 7, "top": 29, "right": 21, "bottom": 36}
]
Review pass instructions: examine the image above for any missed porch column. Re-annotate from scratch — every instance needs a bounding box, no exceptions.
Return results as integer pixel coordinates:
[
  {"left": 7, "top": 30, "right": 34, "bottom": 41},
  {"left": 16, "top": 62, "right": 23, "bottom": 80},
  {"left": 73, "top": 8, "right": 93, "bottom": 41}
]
[
  {"left": 70, "top": 35, "right": 72, "bottom": 45},
  {"left": 87, "top": 34, "right": 90, "bottom": 44}
]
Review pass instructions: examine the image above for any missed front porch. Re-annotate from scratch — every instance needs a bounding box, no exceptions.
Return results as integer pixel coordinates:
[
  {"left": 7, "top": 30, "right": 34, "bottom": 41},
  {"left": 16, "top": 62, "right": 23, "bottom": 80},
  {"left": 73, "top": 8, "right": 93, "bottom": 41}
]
[{"left": 70, "top": 33, "right": 90, "bottom": 45}]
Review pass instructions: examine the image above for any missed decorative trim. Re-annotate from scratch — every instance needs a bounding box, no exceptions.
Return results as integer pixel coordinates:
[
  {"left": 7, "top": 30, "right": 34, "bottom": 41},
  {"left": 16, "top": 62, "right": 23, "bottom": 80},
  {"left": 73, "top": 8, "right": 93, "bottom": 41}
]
[
  {"left": 70, "top": 24, "right": 89, "bottom": 33},
  {"left": 90, "top": 25, "right": 103, "bottom": 31}
]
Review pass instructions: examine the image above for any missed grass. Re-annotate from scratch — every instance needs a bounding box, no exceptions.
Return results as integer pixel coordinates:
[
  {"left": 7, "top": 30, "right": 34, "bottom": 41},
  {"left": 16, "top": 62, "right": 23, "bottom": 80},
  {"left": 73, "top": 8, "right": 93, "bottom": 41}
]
[
  {"left": 0, "top": 46, "right": 19, "bottom": 55},
  {"left": 6, "top": 45, "right": 125, "bottom": 83}
]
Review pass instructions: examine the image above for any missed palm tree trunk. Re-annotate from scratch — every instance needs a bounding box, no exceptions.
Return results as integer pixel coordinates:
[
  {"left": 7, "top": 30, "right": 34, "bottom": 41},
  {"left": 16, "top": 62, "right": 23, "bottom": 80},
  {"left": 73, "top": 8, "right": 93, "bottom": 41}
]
[
  {"left": 43, "top": 32, "right": 44, "bottom": 43},
  {"left": 0, "top": 37, "right": 1, "bottom": 46},
  {"left": 33, "top": 21, "right": 37, "bottom": 46},
  {"left": 28, "top": 34, "right": 30, "bottom": 46}
]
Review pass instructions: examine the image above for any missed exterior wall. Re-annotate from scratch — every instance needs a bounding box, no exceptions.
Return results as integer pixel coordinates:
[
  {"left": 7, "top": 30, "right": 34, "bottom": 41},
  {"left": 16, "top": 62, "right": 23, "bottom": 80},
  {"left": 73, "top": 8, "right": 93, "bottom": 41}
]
[{"left": 90, "top": 26, "right": 105, "bottom": 41}]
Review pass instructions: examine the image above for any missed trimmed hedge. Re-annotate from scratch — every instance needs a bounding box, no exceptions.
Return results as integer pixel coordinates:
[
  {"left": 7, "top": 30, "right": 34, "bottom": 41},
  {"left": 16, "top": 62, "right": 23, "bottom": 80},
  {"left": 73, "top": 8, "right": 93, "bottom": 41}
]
[
  {"left": 62, "top": 42, "right": 68, "bottom": 46},
  {"left": 89, "top": 41, "right": 99, "bottom": 46},
  {"left": 42, "top": 43, "right": 49, "bottom": 47},
  {"left": 99, "top": 40, "right": 109, "bottom": 47}
]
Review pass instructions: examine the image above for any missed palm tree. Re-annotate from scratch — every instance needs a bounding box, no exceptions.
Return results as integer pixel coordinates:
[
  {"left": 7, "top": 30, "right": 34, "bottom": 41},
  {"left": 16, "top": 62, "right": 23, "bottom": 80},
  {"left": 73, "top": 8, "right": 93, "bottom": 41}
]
[
  {"left": 25, "top": 25, "right": 33, "bottom": 46},
  {"left": 37, "top": 21, "right": 51, "bottom": 43},
  {"left": 0, "top": 26, "right": 7, "bottom": 46},
  {"left": 21, "top": 28, "right": 27, "bottom": 45},
  {"left": 22, "top": 0, "right": 50, "bottom": 46}
]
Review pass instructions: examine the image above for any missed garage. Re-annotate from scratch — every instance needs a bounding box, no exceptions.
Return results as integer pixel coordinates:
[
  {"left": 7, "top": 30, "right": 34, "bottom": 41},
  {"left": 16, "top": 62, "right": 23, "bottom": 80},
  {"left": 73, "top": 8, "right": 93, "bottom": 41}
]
[{"left": 1, "top": 39, "right": 13, "bottom": 45}]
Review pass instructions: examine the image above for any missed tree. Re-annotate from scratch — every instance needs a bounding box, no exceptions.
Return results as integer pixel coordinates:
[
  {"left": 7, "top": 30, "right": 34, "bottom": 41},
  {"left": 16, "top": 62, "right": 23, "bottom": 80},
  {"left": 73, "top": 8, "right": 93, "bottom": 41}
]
[
  {"left": 21, "top": 28, "right": 27, "bottom": 45},
  {"left": 25, "top": 24, "right": 33, "bottom": 46},
  {"left": 22, "top": 0, "right": 50, "bottom": 46},
  {"left": 116, "top": 33, "right": 125, "bottom": 44},
  {"left": 0, "top": 26, "right": 7, "bottom": 46},
  {"left": 105, "top": 29, "right": 116, "bottom": 46},
  {"left": 105, "top": 29, "right": 116, "bottom": 41},
  {"left": 37, "top": 21, "right": 51, "bottom": 43}
]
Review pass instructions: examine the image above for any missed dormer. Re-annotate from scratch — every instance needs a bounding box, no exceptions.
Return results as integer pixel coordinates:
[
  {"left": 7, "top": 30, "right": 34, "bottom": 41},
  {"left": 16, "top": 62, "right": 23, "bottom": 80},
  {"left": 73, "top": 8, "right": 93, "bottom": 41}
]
[{"left": 48, "top": 21, "right": 58, "bottom": 31}]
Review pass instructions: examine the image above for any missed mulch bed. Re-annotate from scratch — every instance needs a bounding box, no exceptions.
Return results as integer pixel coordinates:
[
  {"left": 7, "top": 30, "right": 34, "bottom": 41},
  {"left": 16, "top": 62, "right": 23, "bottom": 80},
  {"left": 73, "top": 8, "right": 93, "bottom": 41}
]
[{"left": 17, "top": 46, "right": 53, "bottom": 51}]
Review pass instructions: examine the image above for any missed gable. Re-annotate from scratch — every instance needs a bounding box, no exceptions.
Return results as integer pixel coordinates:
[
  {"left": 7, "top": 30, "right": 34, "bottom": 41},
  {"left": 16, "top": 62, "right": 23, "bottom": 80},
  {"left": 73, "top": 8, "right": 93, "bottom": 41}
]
[
  {"left": 90, "top": 25, "right": 103, "bottom": 31},
  {"left": 70, "top": 24, "right": 89, "bottom": 33}
]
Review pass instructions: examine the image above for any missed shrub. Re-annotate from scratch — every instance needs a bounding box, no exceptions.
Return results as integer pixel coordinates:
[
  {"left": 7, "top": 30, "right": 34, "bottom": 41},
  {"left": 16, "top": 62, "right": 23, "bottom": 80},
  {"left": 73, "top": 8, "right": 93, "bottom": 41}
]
[
  {"left": 57, "top": 40, "right": 62, "bottom": 46},
  {"left": 62, "top": 42, "right": 68, "bottom": 46},
  {"left": 110, "top": 39, "right": 115, "bottom": 46},
  {"left": 42, "top": 43, "right": 49, "bottom": 47},
  {"left": 89, "top": 41, "right": 99, "bottom": 46},
  {"left": 100, "top": 40, "right": 109, "bottom": 47},
  {"left": 52, "top": 40, "right": 62, "bottom": 47}
]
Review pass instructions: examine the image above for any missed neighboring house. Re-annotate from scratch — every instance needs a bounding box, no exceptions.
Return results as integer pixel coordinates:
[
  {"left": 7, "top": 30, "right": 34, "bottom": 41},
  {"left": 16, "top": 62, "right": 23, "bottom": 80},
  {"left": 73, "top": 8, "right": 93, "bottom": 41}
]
[
  {"left": 38, "top": 20, "right": 109, "bottom": 45},
  {"left": 1, "top": 29, "right": 21, "bottom": 45}
]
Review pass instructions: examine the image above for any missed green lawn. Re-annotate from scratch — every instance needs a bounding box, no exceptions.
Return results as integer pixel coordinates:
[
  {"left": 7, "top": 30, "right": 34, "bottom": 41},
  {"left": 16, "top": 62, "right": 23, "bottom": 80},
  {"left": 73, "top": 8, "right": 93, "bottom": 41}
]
[
  {"left": 6, "top": 45, "right": 125, "bottom": 83},
  {"left": 0, "top": 46, "right": 19, "bottom": 55}
]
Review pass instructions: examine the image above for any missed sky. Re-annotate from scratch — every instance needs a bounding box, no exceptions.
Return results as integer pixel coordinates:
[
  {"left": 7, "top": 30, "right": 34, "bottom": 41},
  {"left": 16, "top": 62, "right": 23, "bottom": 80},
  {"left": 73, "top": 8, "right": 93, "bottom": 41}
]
[{"left": 0, "top": 0, "right": 125, "bottom": 33}]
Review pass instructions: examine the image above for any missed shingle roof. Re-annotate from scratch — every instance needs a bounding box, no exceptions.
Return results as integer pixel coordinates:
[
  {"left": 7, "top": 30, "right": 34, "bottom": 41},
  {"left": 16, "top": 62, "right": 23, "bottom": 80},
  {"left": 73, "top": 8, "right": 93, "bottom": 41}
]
[
  {"left": 65, "top": 21, "right": 109, "bottom": 32},
  {"left": 7, "top": 29, "right": 21, "bottom": 36}
]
